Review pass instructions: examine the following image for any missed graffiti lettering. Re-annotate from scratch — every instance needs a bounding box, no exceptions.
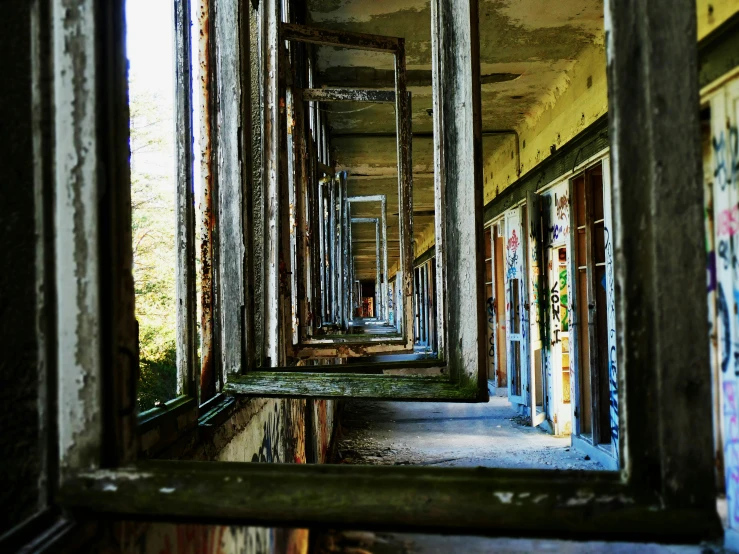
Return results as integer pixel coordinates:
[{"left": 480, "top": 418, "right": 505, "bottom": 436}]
[
  {"left": 719, "top": 206, "right": 739, "bottom": 237},
  {"left": 252, "top": 403, "right": 282, "bottom": 463},
  {"left": 555, "top": 192, "right": 570, "bottom": 221},
  {"left": 724, "top": 381, "right": 739, "bottom": 524},
  {"left": 719, "top": 237, "right": 739, "bottom": 272},
  {"left": 549, "top": 224, "right": 569, "bottom": 242},
  {"left": 486, "top": 296, "right": 496, "bottom": 358},
  {"left": 605, "top": 226, "right": 619, "bottom": 458},
  {"left": 713, "top": 126, "right": 739, "bottom": 192},
  {"left": 559, "top": 269, "right": 569, "bottom": 332}
]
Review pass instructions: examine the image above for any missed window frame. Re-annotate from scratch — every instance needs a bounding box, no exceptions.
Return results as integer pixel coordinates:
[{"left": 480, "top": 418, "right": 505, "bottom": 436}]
[
  {"left": 53, "top": 0, "right": 721, "bottom": 541},
  {"left": 277, "top": 24, "right": 415, "bottom": 358},
  {"left": 132, "top": 0, "right": 200, "bottom": 453}
]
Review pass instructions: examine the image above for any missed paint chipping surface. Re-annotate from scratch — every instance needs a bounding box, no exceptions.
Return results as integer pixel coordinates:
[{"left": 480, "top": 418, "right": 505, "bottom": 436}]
[{"left": 55, "top": 0, "right": 102, "bottom": 471}]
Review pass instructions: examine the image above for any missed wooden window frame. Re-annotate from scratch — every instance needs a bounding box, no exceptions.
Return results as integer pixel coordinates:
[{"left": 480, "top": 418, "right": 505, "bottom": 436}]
[
  {"left": 347, "top": 195, "right": 390, "bottom": 324},
  {"left": 128, "top": 0, "right": 199, "bottom": 450},
  {"left": 277, "top": 25, "right": 415, "bottom": 358},
  {"left": 349, "top": 217, "right": 384, "bottom": 323},
  {"left": 52, "top": 0, "right": 721, "bottom": 542}
]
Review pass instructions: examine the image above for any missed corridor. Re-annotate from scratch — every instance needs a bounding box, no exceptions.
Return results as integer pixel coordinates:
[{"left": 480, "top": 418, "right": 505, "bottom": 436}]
[{"left": 334, "top": 396, "right": 602, "bottom": 470}]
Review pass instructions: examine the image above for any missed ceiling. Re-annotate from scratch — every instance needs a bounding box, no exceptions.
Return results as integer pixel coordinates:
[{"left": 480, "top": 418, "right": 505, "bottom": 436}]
[{"left": 305, "top": 0, "right": 605, "bottom": 280}]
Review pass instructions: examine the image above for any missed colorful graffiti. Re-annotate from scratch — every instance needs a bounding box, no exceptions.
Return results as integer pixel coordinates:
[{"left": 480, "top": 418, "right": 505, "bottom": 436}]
[
  {"left": 719, "top": 206, "right": 739, "bottom": 237},
  {"left": 507, "top": 229, "right": 520, "bottom": 279},
  {"left": 713, "top": 126, "right": 739, "bottom": 192},
  {"left": 555, "top": 192, "right": 570, "bottom": 221},
  {"left": 550, "top": 279, "right": 561, "bottom": 345},
  {"left": 252, "top": 403, "right": 284, "bottom": 463},
  {"left": 725, "top": 381, "right": 739, "bottom": 525},
  {"left": 604, "top": 226, "right": 619, "bottom": 460}
]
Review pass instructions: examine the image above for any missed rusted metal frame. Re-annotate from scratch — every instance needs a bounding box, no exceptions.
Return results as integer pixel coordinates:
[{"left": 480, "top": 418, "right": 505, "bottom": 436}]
[
  {"left": 433, "top": 0, "right": 486, "bottom": 394},
  {"left": 431, "top": 0, "right": 447, "bottom": 360},
  {"left": 302, "top": 88, "right": 395, "bottom": 104},
  {"left": 296, "top": 95, "right": 315, "bottom": 343},
  {"left": 174, "top": 0, "right": 198, "bottom": 402},
  {"left": 318, "top": 180, "right": 327, "bottom": 326},
  {"left": 375, "top": 220, "right": 381, "bottom": 319},
  {"left": 337, "top": 174, "right": 346, "bottom": 328},
  {"left": 216, "top": 0, "right": 252, "bottom": 383},
  {"left": 329, "top": 177, "right": 337, "bottom": 324},
  {"left": 347, "top": 195, "right": 389, "bottom": 321},
  {"left": 340, "top": 172, "right": 351, "bottom": 329},
  {"left": 198, "top": 0, "right": 217, "bottom": 401},
  {"left": 347, "top": 207, "right": 354, "bottom": 323},
  {"left": 421, "top": 264, "right": 429, "bottom": 345},
  {"left": 263, "top": 0, "right": 281, "bottom": 367},
  {"left": 395, "top": 44, "right": 415, "bottom": 351},
  {"left": 250, "top": 0, "right": 265, "bottom": 369},
  {"left": 307, "top": 135, "right": 321, "bottom": 337},
  {"left": 280, "top": 22, "right": 401, "bottom": 53},
  {"left": 287, "top": 84, "right": 300, "bottom": 346},
  {"left": 279, "top": 23, "right": 411, "bottom": 344}
]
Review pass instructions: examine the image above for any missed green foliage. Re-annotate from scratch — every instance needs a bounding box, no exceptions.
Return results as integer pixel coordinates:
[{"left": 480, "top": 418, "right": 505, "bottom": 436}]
[{"left": 130, "top": 75, "right": 178, "bottom": 412}]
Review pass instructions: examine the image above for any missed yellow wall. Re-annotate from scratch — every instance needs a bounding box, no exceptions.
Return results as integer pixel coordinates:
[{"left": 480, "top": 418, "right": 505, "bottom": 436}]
[
  {"left": 697, "top": 0, "right": 739, "bottom": 40},
  {"left": 482, "top": 44, "right": 607, "bottom": 207},
  {"left": 410, "top": 1, "right": 739, "bottom": 258}
]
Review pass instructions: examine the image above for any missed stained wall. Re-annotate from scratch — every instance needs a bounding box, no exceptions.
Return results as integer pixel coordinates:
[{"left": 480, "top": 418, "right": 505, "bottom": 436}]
[{"left": 120, "top": 398, "right": 337, "bottom": 554}]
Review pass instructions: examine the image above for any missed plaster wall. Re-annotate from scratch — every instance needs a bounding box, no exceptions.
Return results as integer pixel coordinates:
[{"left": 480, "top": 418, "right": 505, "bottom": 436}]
[
  {"left": 123, "top": 398, "right": 337, "bottom": 554},
  {"left": 697, "top": 0, "right": 739, "bottom": 40},
  {"left": 483, "top": 44, "right": 608, "bottom": 205}
]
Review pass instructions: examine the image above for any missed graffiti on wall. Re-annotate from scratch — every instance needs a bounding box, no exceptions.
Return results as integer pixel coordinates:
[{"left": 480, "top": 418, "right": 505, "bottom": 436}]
[
  {"left": 252, "top": 403, "right": 284, "bottom": 463},
  {"left": 507, "top": 229, "right": 520, "bottom": 279},
  {"left": 486, "top": 296, "right": 496, "bottom": 360},
  {"left": 604, "top": 226, "right": 619, "bottom": 459},
  {"left": 725, "top": 381, "right": 739, "bottom": 525},
  {"left": 550, "top": 279, "right": 561, "bottom": 346},
  {"left": 713, "top": 126, "right": 738, "bottom": 192},
  {"left": 548, "top": 192, "right": 570, "bottom": 244}
]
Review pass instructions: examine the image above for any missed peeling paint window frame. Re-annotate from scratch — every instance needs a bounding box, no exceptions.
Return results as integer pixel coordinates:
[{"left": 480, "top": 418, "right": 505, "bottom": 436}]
[
  {"left": 276, "top": 24, "right": 416, "bottom": 359},
  {"left": 52, "top": 0, "right": 721, "bottom": 542},
  {"left": 133, "top": 0, "right": 200, "bottom": 452}
]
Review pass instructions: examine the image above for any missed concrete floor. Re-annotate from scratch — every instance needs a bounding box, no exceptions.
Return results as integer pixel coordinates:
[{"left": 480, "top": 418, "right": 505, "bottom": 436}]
[
  {"left": 313, "top": 397, "right": 726, "bottom": 553},
  {"left": 334, "top": 395, "right": 603, "bottom": 469}
]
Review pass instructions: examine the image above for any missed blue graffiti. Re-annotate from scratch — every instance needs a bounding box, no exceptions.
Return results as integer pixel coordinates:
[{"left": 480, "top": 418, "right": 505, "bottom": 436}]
[
  {"left": 604, "top": 226, "right": 619, "bottom": 459},
  {"left": 713, "top": 126, "right": 739, "bottom": 192},
  {"left": 719, "top": 283, "right": 730, "bottom": 374}
]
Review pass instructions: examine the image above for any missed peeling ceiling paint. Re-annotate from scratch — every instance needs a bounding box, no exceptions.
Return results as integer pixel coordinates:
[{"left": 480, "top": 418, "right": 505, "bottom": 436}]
[{"left": 307, "top": 0, "right": 605, "bottom": 274}]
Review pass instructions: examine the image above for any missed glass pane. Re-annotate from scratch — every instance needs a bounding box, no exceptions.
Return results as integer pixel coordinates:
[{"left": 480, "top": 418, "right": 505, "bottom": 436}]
[{"left": 127, "top": 0, "right": 178, "bottom": 412}]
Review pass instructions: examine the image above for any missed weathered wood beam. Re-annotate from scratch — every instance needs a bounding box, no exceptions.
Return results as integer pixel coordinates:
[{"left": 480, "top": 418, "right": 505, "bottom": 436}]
[
  {"left": 606, "top": 0, "right": 715, "bottom": 508},
  {"left": 60, "top": 462, "right": 718, "bottom": 542},
  {"left": 302, "top": 88, "right": 395, "bottom": 104},
  {"left": 225, "top": 372, "right": 475, "bottom": 400},
  {"left": 280, "top": 22, "right": 401, "bottom": 52}
]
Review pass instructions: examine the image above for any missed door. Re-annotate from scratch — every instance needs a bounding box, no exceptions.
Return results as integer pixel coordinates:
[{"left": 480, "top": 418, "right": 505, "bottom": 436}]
[
  {"left": 712, "top": 77, "right": 739, "bottom": 522},
  {"left": 527, "top": 191, "right": 546, "bottom": 426},
  {"left": 506, "top": 208, "right": 528, "bottom": 406}
]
